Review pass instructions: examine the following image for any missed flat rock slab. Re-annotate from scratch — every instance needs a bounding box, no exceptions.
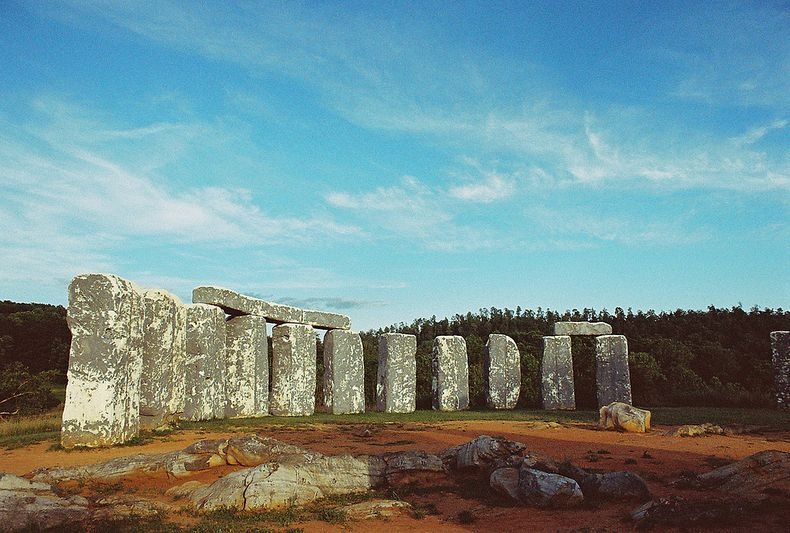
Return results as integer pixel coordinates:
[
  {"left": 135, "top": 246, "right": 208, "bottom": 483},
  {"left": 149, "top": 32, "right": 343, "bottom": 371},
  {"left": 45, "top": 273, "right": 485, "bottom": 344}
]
[
  {"left": 323, "top": 330, "right": 365, "bottom": 414},
  {"left": 432, "top": 336, "right": 469, "bottom": 411},
  {"left": 771, "top": 331, "right": 789, "bottom": 409},
  {"left": 541, "top": 336, "right": 575, "bottom": 410},
  {"left": 225, "top": 315, "right": 269, "bottom": 418},
  {"left": 595, "top": 335, "right": 633, "bottom": 407},
  {"left": 270, "top": 324, "right": 317, "bottom": 416},
  {"left": 61, "top": 273, "right": 144, "bottom": 448},
  {"left": 484, "top": 334, "right": 521, "bottom": 409},
  {"left": 193, "top": 286, "right": 350, "bottom": 330},
  {"left": 377, "top": 333, "right": 417, "bottom": 413},
  {"left": 554, "top": 321, "right": 612, "bottom": 336},
  {"left": 184, "top": 304, "right": 227, "bottom": 421}
]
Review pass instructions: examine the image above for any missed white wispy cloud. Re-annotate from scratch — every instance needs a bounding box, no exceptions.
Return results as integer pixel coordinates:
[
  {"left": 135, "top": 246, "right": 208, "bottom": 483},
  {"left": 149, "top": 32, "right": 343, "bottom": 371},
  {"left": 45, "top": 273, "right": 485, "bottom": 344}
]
[{"left": 326, "top": 175, "right": 499, "bottom": 251}]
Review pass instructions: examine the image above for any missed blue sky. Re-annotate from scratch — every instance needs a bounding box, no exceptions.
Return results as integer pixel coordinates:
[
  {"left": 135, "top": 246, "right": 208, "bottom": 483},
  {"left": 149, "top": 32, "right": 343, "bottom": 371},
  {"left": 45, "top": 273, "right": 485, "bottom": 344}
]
[{"left": 1, "top": 1, "right": 788, "bottom": 330}]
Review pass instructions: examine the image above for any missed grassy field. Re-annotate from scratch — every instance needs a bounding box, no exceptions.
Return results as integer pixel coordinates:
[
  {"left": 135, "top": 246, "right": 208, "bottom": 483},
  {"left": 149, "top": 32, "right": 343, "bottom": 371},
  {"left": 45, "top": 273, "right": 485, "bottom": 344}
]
[{"left": 3, "top": 405, "right": 788, "bottom": 449}]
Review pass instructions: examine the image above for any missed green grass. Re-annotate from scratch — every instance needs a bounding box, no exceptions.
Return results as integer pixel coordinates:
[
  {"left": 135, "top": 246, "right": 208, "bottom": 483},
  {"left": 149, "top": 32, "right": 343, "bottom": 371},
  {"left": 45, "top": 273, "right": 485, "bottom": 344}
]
[
  {"left": 176, "top": 406, "right": 790, "bottom": 432},
  {"left": 2, "top": 406, "right": 788, "bottom": 450}
]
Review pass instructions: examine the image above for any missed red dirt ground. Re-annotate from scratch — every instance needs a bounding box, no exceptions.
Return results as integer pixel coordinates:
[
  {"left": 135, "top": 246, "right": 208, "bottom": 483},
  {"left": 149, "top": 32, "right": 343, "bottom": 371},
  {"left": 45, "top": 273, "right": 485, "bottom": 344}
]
[{"left": 2, "top": 420, "right": 789, "bottom": 532}]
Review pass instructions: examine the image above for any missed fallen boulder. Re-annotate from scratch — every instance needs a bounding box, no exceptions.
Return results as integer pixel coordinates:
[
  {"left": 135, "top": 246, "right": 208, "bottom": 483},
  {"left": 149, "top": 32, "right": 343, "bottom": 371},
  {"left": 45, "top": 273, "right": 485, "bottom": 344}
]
[
  {"left": 697, "top": 450, "right": 790, "bottom": 496},
  {"left": 518, "top": 467, "right": 584, "bottom": 508},
  {"left": 443, "top": 435, "right": 527, "bottom": 472},
  {"left": 0, "top": 473, "right": 90, "bottom": 533},
  {"left": 599, "top": 402, "right": 651, "bottom": 433}
]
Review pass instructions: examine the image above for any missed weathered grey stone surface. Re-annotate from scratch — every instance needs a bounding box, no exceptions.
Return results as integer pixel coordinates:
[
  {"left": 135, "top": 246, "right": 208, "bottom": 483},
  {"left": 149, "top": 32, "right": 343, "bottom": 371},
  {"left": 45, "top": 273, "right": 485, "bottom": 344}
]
[
  {"left": 323, "top": 329, "right": 364, "bottom": 414},
  {"left": 376, "top": 333, "right": 417, "bottom": 413},
  {"left": 140, "top": 289, "right": 186, "bottom": 430},
  {"left": 484, "top": 334, "right": 521, "bottom": 409},
  {"left": 431, "top": 336, "right": 469, "bottom": 411},
  {"left": 225, "top": 315, "right": 269, "bottom": 418},
  {"left": 554, "top": 321, "right": 612, "bottom": 336},
  {"left": 192, "top": 286, "right": 350, "bottom": 330},
  {"left": 61, "top": 273, "right": 144, "bottom": 448},
  {"left": 183, "top": 304, "right": 227, "bottom": 421},
  {"left": 771, "top": 331, "right": 790, "bottom": 409},
  {"left": 518, "top": 467, "right": 584, "bottom": 507},
  {"left": 270, "top": 323, "right": 317, "bottom": 416},
  {"left": 541, "top": 336, "right": 576, "bottom": 410},
  {"left": 595, "top": 335, "right": 632, "bottom": 407}
]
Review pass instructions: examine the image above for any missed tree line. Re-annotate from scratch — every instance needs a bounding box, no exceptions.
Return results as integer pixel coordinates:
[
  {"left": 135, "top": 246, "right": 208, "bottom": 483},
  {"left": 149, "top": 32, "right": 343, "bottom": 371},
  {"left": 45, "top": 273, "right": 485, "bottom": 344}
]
[{"left": 1, "top": 300, "right": 787, "bottom": 414}]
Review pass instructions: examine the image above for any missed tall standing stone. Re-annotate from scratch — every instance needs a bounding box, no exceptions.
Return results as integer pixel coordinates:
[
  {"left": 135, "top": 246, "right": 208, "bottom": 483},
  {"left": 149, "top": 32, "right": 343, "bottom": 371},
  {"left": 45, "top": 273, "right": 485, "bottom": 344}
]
[
  {"left": 432, "top": 336, "right": 469, "bottom": 411},
  {"left": 183, "top": 304, "right": 227, "bottom": 421},
  {"left": 270, "top": 323, "right": 316, "bottom": 416},
  {"left": 225, "top": 315, "right": 269, "bottom": 418},
  {"left": 541, "top": 336, "right": 575, "bottom": 410},
  {"left": 61, "top": 274, "right": 144, "bottom": 448},
  {"left": 140, "top": 289, "right": 186, "bottom": 430},
  {"left": 484, "top": 334, "right": 521, "bottom": 409},
  {"left": 771, "top": 331, "right": 790, "bottom": 409},
  {"left": 376, "top": 333, "right": 417, "bottom": 413},
  {"left": 323, "top": 330, "right": 365, "bottom": 414},
  {"left": 595, "top": 335, "right": 632, "bottom": 407}
]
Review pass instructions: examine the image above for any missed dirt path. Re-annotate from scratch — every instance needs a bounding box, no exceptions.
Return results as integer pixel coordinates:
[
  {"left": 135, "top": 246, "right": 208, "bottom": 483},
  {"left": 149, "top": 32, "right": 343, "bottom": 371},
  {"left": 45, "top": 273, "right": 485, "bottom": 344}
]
[{"left": 3, "top": 421, "right": 788, "bottom": 532}]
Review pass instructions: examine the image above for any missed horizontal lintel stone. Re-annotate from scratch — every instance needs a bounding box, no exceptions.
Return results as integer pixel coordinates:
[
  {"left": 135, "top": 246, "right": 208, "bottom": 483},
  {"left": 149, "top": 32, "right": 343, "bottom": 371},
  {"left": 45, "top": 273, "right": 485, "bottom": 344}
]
[
  {"left": 192, "top": 286, "right": 350, "bottom": 330},
  {"left": 553, "top": 321, "right": 612, "bottom": 336}
]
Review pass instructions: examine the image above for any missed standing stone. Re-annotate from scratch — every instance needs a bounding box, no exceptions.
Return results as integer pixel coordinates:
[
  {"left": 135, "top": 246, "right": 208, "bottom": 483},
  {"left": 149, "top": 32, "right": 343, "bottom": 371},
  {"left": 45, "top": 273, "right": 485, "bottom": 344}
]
[
  {"left": 376, "top": 333, "right": 417, "bottom": 413},
  {"left": 484, "top": 334, "right": 521, "bottom": 409},
  {"left": 225, "top": 315, "right": 269, "bottom": 418},
  {"left": 541, "top": 336, "right": 575, "bottom": 410},
  {"left": 771, "top": 331, "right": 790, "bottom": 409},
  {"left": 140, "top": 289, "right": 186, "bottom": 430},
  {"left": 595, "top": 335, "right": 632, "bottom": 407},
  {"left": 183, "top": 304, "right": 227, "bottom": 421},
  {"left": 554, "top": 321, "right": 613, "bottom": 336},
  {"left": 323, "top": 330, "right": 365, "bottom": 414},
  {"left": 61, "top": 274, "right": 144, "bottom": 448},
  {"left": 431, "top": 336, "right": 469, "bottom": 411},
  {"left": 270, "top": 324, "right": 316, "bottom": 416}
]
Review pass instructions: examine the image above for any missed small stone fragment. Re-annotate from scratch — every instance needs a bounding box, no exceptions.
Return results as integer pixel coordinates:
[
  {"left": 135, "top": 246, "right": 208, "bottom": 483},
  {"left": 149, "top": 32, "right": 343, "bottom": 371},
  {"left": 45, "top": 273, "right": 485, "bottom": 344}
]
[
  {"left": 140, "top": 289, "right": 186, "bottom": 430},
  {"left": 323, "top": 330, "right": 365, "bottom": 414},
  {"left": 270, "top": 323, "right": 317, "bottom": 416},
  {"left": 599, "top": 402, "right": 651, "bottom": 433},
  {"left": 484, "top": 334, "right": 521, "bottom": 409},
  {"left": 595, "top": 335, "right": 633, "bottom": 406},
  {"left": 225, "top": 315, "right": 269, "bottom": 418},
  {"left": 541, "top": 335, "right": 575, "bottom": 410},
  {"left": 183, "top": 304, "right": 227, "bottom": 421},
  {"left": 771, "top": 331, "right": 790, "bottom": 409},
  {"left": 376, "top": 333, "right": 417, "bottom": 413},
  {"left": 431, "top": 336, "right": 469, "bottom": 411},
  {"left": 670, "top": 423, "right": 723, "bottom": 437},
  {"left": 61, "top": 273, "right": 144, "bottom": 448},
  {"left": 554, "top": 321, "right": 612, "bottom": 336}
]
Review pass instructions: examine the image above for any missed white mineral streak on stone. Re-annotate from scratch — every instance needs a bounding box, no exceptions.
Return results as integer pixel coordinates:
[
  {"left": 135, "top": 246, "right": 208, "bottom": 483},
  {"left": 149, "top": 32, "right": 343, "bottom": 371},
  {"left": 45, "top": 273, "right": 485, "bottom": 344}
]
[
  {"left": 541, "top": 336, "right": 576, "bottom": 410},
  {"left": 270, "top": 324, "right": 316, "bottom": 416},
  {"left": 484, "top": 334, "right": 521, "bottom": 409},
  {"left": 431, "top": 336, "right": 470, "bottom": 411},
  {"left": 323, "top": 330, "right": 365, "bottom": 414},
  {"left": 771, "top": 331, "right": 790, "bottom": 409},
  {"left": 554, "top": 322, "right": 612, "bottom": 336},
  {"left": 183, "top": 304, "right": 227, "bottom": 421},
  {"left": 140, "top": 289, "right": 186, "bottom": 430},
  {"left": 61, "top": 274, "right": 144, "bottom": 448},
  {"left": 225, "top": 315, "right": 269, "bottom": 418},
  {"left": 192, "top": 286, "right": 350, "bottom": 330},
  {"left": 376, "top": 333, "right": 416, "bottom": 413},
  {"left": 595, "top": 335, "right": 632, "bottom": 407}
]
